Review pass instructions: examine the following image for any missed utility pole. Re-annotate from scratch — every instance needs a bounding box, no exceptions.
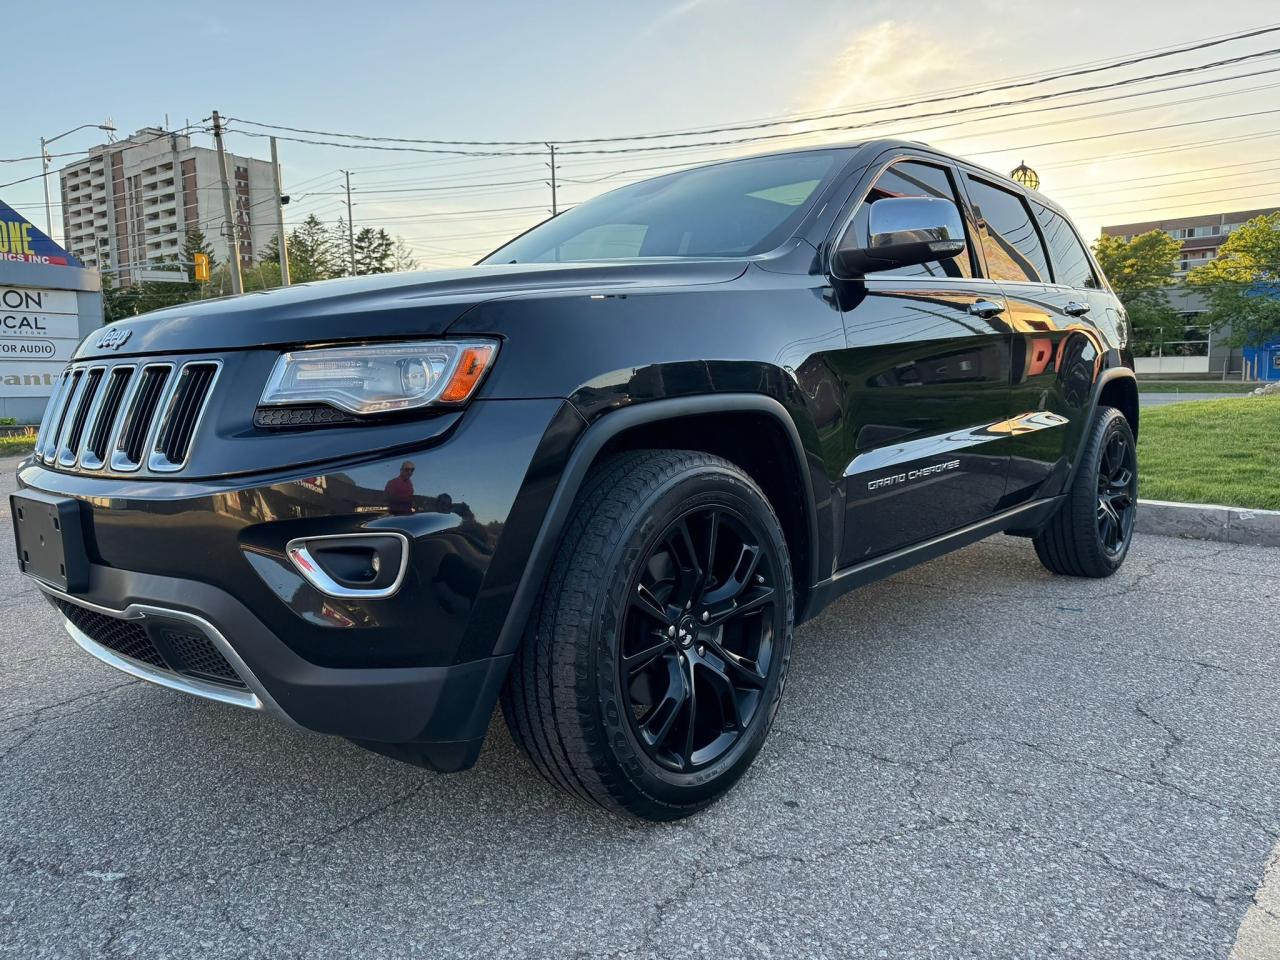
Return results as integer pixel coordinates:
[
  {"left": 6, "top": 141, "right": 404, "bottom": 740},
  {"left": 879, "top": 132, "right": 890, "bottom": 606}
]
[
  {"left": 270, "top": 136, "right": 290, "bottom": 286},
  {"left": 39, "top": 137, "right": 53, "bottom": 239},
  {"left": 547, "top": 142, "right": 558, "bottom": 216},
  {"left": 211, "top": 111, "right": 243, "bottom": 295},
  {"left": 342, "top": 170, "right": 356, "bottom": 275}
]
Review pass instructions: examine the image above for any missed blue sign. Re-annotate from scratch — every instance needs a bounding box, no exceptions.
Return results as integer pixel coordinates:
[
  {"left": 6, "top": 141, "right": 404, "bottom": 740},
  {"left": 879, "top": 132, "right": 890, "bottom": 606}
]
[{"left": 0, "top": 201, "right": 82, "bottom": 268}]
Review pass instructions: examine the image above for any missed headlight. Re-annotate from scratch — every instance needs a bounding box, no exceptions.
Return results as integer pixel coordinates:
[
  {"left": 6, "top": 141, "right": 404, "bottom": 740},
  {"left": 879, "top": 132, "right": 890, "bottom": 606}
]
[{"left": 260, "top": 339, "right": 498, "bottom": 415}]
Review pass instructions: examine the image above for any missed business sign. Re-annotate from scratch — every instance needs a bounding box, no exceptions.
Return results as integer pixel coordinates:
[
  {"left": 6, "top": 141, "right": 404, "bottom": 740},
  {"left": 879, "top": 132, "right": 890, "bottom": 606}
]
[
  {"left": 0, "top": 201, "right": 82, "bottom": 268},
  {"left": 0, "top": 284, "right": 82, "bottom": 398}
]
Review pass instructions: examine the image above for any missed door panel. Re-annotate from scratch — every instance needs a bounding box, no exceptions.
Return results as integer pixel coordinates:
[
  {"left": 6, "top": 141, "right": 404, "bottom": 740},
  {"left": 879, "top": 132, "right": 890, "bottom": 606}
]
[
  {"left": 999, "top": 282, "right": 1104, "bottom": 504},
  {"left": 835, "top": 279, "right": 1013, "bottom": 564}
]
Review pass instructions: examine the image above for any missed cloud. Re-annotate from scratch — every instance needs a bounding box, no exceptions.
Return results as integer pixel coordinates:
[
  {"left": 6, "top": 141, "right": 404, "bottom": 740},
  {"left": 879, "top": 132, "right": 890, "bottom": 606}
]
[
  {"left": 637, "top": 0, "right": 716, "bottom": 39},
  {"left": 793, "top": 20, "right": 959, "bottom": 133}
]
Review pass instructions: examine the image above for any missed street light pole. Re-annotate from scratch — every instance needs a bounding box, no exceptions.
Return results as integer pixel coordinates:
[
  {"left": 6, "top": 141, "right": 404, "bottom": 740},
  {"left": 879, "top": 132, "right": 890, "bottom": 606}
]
[{"left": 38, "top": 122, "right": 115, "bottom": 243}]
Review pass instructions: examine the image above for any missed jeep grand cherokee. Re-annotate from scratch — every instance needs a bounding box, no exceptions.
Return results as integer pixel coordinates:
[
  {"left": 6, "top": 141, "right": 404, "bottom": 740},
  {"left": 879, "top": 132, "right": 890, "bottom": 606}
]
[{"left": 13, "top": 140, "right": 1138, "bottom": 820}]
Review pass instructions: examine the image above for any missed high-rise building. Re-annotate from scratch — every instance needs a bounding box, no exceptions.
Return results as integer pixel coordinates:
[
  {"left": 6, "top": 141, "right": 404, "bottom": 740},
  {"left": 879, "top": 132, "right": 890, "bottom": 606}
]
[{"left": 58, "top": 128, "right": 276, "bottom": 283}]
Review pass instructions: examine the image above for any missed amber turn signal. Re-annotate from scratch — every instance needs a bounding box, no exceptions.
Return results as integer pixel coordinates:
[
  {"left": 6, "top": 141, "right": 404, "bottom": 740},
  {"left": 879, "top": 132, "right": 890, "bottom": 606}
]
[{"left": 439, "top": 344, "right": 497, "bottom": 403}]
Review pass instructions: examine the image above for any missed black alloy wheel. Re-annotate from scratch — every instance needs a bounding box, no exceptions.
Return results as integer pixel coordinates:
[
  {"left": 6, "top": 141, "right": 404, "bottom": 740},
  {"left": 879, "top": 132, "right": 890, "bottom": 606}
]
[
  {"left": 622, "top": 506, "right": 777, "bottom": 773},
  {"left": 501, "top": 449, "right": 794, "bottom": 820},
  {"left": 1033, "top": 406, "right": 1138, "bottom": 578},
  {"left": 1096, "top": 429, "right": 1137, "bottom": 555}
]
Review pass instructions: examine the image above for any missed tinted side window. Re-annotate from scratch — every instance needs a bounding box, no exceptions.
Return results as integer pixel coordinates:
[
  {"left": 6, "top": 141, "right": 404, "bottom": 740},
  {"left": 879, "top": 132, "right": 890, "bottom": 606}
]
[
  {"left": 964, "top": 176, "right": 1049, "bottom": 283},
  {"left": 845, "top": 161, "right": 973, "bottom": 278},
  {"left": 1030, "top": 201, "right": 1097, "bottom": 289}
]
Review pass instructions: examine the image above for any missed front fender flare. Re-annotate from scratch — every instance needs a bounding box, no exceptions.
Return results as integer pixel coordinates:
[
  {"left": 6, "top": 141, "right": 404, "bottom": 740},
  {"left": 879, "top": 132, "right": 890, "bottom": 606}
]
[{"left": 492, "top": 393, "right": 821, "bottom": 657}]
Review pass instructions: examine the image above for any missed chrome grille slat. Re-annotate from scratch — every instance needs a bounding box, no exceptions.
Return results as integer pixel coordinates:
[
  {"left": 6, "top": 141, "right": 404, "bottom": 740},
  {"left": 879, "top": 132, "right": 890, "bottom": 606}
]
[
  {"left": 111, "top": 364, "right": 174, "bottom": 472},
  {"left": 149, "top": 362, "right": 220, "bottom": 472},
  {"left": 57, "top": 367, "right": 105, "bottom": 467},
  {"left": 34, "top": 371, "right": 73, "bottom": 461},
  {"left": 46, "top": 369, "right": 87, "bottom": 465},
  {"left": 81, "top": 366, "right": 135, "bottom": 470}
]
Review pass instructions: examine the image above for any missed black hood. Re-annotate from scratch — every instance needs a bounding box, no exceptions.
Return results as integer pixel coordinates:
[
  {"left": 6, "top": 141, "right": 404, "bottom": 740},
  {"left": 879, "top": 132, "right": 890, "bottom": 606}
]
[{"left": 75, "top": 259, "right": 748, "bottom": 360}]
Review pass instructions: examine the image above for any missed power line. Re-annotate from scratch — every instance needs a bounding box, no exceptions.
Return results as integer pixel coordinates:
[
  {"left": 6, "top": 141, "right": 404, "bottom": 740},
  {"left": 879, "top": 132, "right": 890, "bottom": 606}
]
[
  {"left": 1072, "top": 178, "right": 1280, "bottom": 214},
  {"left": 223, "top": 24, "right": 1280, "bottom": 148}
]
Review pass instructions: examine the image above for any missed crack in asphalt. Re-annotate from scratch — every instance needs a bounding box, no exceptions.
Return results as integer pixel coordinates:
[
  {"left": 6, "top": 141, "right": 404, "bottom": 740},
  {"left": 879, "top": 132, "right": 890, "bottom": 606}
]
[{"left": 0, "top": 679, "right": 141, "bottom": 733}]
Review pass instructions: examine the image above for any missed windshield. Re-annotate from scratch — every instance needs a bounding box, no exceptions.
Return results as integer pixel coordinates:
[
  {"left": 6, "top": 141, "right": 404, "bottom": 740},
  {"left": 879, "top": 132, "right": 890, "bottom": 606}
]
[{"left": 482, "top": 150, "right": 845, "bottom": 264}]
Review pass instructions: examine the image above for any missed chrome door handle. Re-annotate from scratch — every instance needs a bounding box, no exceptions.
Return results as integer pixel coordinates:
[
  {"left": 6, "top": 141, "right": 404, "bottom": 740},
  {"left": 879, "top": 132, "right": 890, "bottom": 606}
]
[
  {"left": 969, "top": 300, "right": 1005, "bottom": 318},
  {"left": 1065, "top": 301, "right": 1091, "bottom": 316}
]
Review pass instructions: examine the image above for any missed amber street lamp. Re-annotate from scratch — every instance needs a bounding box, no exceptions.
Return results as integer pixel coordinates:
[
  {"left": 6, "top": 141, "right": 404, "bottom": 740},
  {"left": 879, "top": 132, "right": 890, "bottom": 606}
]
[{"left": 1010, "top": 160, "right": 1040, "bottom": 191}]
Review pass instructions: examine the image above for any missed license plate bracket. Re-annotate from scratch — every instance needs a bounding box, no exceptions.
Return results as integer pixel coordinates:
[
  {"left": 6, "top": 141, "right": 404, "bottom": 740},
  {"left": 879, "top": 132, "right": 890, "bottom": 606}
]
[{"left": 11, "top": 490, "right": 88, "bottom": 593}]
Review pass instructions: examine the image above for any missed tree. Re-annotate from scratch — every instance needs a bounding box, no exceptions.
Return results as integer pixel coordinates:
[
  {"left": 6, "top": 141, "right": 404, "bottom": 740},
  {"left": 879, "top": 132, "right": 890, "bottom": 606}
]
[
  {"left": 1187, "top": 212, "right": 1280, "bottom": 348},
  {"left": 391, "top": 236, "right": 419, "bottom": 272},
  {"left": 257, "top": 232, "right": 281, "bottom": 266},
  {"left": 288, "top": 214, "right": 337, "bottom": 283},
  {"left": 1092, "top": 230, "right": 1182, "bottom": 337},
  {"left": 354, "top": 227, "right": 394, "bottom": 275},
  {"left": 181, "top": 228, "right": 217, "bottom": 282},
  {"left": 331, "top": 218, "right": 353, "bottom": 276}
]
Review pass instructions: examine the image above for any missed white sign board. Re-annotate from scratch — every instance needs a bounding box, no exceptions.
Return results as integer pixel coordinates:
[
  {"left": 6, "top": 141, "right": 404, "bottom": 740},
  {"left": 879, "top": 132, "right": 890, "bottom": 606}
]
[{"left": 0, "top": 285, "right": 82, "bottom": 398}]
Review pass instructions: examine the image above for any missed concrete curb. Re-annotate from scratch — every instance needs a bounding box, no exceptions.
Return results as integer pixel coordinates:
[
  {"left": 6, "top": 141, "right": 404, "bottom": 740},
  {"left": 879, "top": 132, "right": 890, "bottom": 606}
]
[{"left": 1137, "top": 499, "right": 1280, "bottom": 548}]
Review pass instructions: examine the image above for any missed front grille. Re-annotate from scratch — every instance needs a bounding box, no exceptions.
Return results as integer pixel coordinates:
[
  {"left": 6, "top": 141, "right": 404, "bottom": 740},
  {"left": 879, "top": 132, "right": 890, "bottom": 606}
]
[
  {"left": 53, "top": 597, "right": 246, "bottom": 689},
  {"left": 54, "top": 598, "right": 167, "bottom": 669},
  {"left": 34, "top": 358, "right": 220, "bottom": 476}
]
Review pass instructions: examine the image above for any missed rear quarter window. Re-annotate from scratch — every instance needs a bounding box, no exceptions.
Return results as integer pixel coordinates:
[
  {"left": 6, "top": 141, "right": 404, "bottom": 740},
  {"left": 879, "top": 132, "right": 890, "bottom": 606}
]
[{"left": 1030, "top": 201, "right": 1098, "bottom": 289}]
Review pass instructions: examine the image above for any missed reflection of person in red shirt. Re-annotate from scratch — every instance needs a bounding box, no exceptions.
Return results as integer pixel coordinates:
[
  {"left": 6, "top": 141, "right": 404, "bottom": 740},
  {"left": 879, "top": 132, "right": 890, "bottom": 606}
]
[{"left": 384, "top": 461, "right": 416, "bottom": 515}]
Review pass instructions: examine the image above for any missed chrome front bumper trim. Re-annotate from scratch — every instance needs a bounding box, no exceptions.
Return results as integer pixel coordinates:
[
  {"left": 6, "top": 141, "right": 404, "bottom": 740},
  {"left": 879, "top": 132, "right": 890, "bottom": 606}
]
[{"left": 38, "top": 584, "right": 290, "bottom": 719}]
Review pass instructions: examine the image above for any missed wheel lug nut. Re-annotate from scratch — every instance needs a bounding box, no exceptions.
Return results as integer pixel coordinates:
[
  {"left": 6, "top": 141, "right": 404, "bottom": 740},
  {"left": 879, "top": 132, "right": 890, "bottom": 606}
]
[
  {"left": 668, "top": 625, "right": 676, "bottom": 637},
  {"left": 700, "top": 611, "right": 709, "bottom": 623}
]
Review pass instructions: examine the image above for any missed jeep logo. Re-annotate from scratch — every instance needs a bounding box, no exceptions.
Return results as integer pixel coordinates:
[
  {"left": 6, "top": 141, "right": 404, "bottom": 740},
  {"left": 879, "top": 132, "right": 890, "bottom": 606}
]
[{"left": 95, "top": 327, "right": 133, "bottom": 351}]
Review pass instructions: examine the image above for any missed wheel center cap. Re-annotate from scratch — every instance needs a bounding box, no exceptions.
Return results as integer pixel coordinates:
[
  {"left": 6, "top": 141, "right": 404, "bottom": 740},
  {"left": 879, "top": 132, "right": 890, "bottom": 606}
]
[{"left": 676, "top": 616, "right": 698, "bottom": 647}]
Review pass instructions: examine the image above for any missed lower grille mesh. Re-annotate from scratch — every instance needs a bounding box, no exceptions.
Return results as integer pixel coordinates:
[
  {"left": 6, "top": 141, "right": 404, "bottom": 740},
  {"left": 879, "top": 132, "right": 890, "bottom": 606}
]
[
  {"left": 54, "top": 598, "right": 166, "bottom": 668},
  {"left": 52, "top": 598, "right": 245, "bottom": 688},
  {"left": 160, "top": 629, "right": 243, "bottom": 684}
]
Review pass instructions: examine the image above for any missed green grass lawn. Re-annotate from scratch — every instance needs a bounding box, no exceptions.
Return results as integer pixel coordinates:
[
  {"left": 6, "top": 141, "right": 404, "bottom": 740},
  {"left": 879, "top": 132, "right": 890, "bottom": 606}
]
[
  {"left": 0, "top": 434, "right": 36, "bottom": 458},
  {"left": 1137, "top": 380, "right": 1258, "bottom": 394},
  {"left": 1138, "top": 395, "right": 1280, "bottom": 510}
]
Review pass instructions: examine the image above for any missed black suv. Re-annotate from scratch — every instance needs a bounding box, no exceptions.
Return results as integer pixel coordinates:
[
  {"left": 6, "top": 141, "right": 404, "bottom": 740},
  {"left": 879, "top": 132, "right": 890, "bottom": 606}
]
[{"left": 14, "top": 140, "right": 1138, "bottom": 820}]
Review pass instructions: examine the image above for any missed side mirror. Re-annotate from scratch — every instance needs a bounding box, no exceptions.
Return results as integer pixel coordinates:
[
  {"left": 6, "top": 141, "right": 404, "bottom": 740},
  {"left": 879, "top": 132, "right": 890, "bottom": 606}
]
[{"left": 834, "top": 196, "right": 967, "bottom": 277}]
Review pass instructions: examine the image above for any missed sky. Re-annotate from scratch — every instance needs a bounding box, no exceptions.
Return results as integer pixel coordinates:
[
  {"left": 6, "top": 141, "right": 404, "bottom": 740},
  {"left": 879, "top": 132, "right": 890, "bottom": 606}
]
[{"left": 4, "top": 0, "right": 1280, "bottom": 269}]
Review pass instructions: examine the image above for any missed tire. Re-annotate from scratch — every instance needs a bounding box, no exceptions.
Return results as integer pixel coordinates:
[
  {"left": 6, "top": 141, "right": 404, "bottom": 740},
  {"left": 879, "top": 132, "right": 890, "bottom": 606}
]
[
  {"left": 1034, "top": 406, "right": 1138, "bottom": 578},
  {"left": 501, "top": 449, "right": 795, "bottom": 820}
]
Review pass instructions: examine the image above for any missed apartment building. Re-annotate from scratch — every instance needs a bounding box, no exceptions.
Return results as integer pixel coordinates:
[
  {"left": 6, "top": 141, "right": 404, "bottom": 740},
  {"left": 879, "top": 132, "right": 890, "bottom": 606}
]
[
  {"left": 58, "top": 128, "right": 276, "bottom": 284},
  {"left": 1099, "top": 206, "right": 1280, "bottom": 376},
  {"left": 1100, "top": 206, "right": 1279, "bottom": 278}
]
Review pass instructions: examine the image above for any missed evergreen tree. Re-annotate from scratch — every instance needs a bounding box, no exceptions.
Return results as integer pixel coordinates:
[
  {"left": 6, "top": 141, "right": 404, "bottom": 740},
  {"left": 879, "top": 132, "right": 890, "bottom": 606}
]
[
  {"left": 354, "top": 227, "right": 394, "bottom": 275},
  {"left": 181, "top": 228, "right": 217, "bottom": 283},
  {"left": 258, "top": 232, "right": 281, "bottom": 266},
  {"left": 288, "top": 214, "right": 338, "bottom": 283},
  {"left": 331, "top": 218, "right": 353, "bottom": 276}
]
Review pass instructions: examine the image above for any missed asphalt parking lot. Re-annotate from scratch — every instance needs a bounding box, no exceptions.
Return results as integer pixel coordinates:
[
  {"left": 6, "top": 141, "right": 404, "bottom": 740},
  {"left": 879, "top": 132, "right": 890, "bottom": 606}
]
[
  {"left": 2, "top": 461, "right": 1279, "bottom": 960},
  {"left": 1139, "top": 392, "right": 1239, "bottom": 408}
]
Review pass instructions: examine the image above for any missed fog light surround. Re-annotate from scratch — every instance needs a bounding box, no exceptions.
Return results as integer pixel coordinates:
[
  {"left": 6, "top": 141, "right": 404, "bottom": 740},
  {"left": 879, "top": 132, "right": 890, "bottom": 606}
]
[{"left": 286, "top": 532, "right": 410, "bottom": 600}]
